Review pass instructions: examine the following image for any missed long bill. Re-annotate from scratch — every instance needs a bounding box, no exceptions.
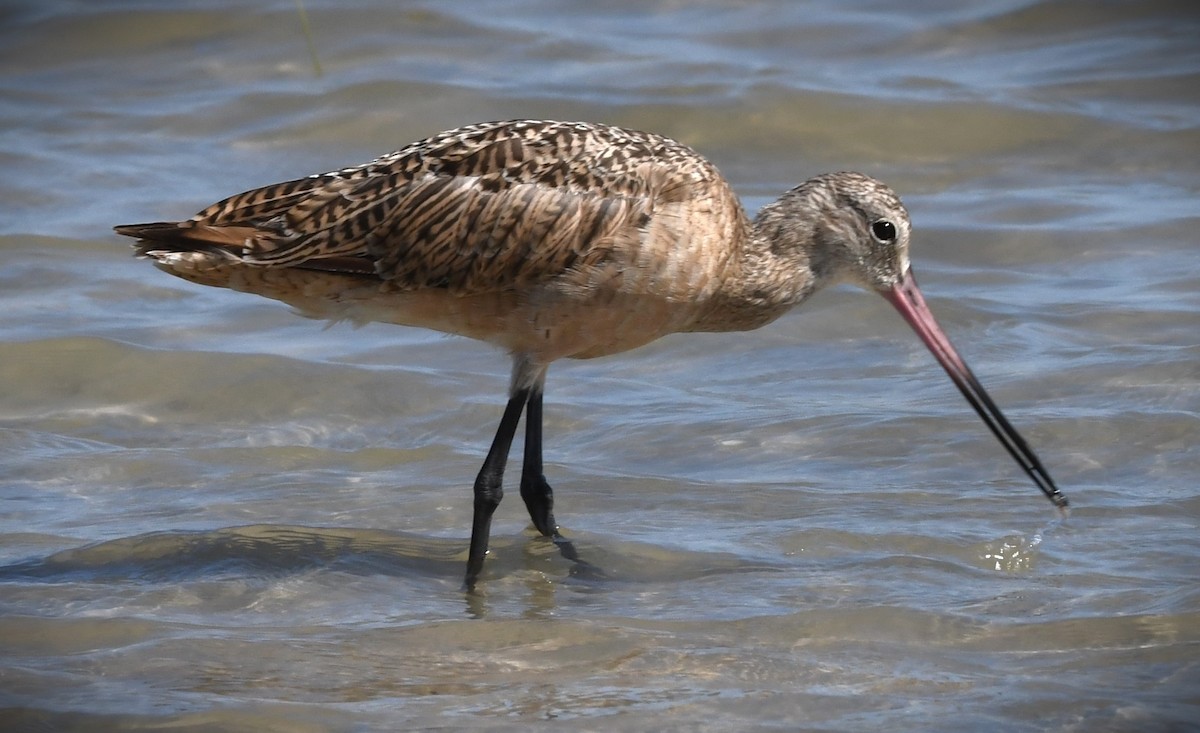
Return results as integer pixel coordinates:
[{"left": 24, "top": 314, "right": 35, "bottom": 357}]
[{"left": 881, "top": 269, "right": 1068, "bottom": 511}]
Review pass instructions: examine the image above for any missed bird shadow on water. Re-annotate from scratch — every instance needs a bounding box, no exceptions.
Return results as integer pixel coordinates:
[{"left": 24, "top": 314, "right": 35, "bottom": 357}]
[
  {"left": 0, "top": 525, "right": 475, "bottom": 591},
  {"left": 0, "top": 522, "right": 640, "bottom": 614}
]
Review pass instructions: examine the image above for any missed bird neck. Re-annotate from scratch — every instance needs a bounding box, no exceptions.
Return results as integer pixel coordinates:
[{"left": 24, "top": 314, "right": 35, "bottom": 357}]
[{"left": 686, "top": 206, "right": 826, "bottom": 334}]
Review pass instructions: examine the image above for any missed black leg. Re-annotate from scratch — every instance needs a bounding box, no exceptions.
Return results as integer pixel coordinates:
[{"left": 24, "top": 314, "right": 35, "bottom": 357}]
[
  {"left": 465, "top": 387, "right": 529, "bottom": 589},
  {"left": 519, "top": 388, "right": 557, "bottom": 537},
  {"left": 519, "top": 388, "right": 584, "bottom": 565}
]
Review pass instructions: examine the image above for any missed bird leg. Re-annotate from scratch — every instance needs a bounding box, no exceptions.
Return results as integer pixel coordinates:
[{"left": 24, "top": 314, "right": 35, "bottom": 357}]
[
  {"left": 519, "top": 388, "right": 584, "bottom": 565},
  {"left": 466, "top": 360, "right": 586, "bottom": 588},
  {"left": 519, "top": 388, "right": 556, "bottom": 536},
  {"left": 465, "top": 387, "right": 529, "bottom": 589}
]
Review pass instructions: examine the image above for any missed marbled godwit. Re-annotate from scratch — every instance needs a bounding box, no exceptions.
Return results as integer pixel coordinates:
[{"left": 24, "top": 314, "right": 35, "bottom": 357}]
[{"left": 115, "top": 119, "right": 1068, "bottom": 587}]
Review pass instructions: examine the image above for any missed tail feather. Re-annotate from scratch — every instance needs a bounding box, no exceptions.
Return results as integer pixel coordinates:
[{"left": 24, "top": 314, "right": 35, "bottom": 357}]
[
  {"left": 113, "top": 221, "right": 183, "bottom": 240},
  {"left": 114, "top": 221, "right": 256, "bottom": 250},
  {"left": 116, "top": 221, "right": 245, "bottom": 266},
  {"left": 116, "top": 221, "right": 377, "bottom": 276}
]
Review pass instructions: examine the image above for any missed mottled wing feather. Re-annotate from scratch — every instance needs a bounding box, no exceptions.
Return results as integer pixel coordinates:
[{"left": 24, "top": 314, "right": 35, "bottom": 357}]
[
  {"left": 192, "top": 175, "right": 333, "bottom": 227},
  {"left": 372, "top": 176, "right": 644, "bottom": 292},
  {"left": 137, "top": 120, "right": 713, "bottom": 295}
]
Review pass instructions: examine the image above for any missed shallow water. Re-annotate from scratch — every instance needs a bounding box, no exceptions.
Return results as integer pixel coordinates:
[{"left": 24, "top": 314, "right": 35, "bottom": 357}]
[{"left": 2, "top": 1, "right": 1198, "bottom": 731}]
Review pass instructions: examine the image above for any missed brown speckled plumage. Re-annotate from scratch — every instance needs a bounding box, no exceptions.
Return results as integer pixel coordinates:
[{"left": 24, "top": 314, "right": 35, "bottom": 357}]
[
  {"left": 116, "top": 120, "right": 911, "bottom": 368},
  {"left": 116, "top": 119, "right": 1065, "bottom": 587}
]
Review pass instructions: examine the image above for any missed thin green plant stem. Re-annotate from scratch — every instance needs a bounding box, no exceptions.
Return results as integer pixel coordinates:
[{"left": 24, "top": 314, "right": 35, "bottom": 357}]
[{"left": 295, "top": 0, "right": 323, "bottom": 77}]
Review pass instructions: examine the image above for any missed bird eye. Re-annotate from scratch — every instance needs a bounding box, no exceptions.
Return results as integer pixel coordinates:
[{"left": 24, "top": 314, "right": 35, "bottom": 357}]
[{"left": 871, "top": 220, "right": 897, "bottom": 243}]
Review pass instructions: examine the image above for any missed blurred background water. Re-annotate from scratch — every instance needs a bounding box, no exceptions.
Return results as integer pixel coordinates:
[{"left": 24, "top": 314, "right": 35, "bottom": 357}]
[{"left": 1, "top": 1, "right": 1198, "bottom": 731}]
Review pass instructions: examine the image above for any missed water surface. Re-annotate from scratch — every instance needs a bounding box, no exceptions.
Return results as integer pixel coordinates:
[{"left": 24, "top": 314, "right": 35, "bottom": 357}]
[{"left": 1, "top": 1, "right": 1198, "bottom": 731}]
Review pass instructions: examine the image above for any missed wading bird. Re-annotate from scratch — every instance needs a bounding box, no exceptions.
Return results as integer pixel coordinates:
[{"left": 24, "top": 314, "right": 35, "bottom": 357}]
[{"left": 116, "top": 119, "right": 1067, "bottom": 588}]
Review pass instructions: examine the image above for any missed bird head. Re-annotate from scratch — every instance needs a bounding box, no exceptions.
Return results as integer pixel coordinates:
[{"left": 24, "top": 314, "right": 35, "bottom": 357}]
[{"left": 788, "top": 171, "right": 913, "bottom": 293}]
